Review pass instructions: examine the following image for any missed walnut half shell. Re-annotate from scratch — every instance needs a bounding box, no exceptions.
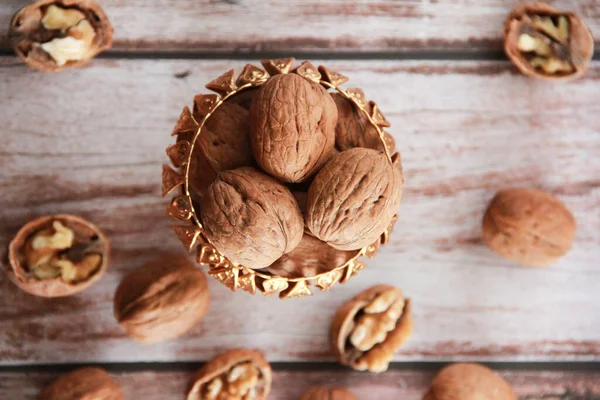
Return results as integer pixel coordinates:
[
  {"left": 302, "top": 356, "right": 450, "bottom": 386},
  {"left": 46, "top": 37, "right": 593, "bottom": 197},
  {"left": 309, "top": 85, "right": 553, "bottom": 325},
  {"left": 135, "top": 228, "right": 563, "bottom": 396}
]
[
  {"left": 331, "top": 285, "right": 413, "bottom": 373},
  {"left": 41, "top": 367, "right": 124, "bottom": 400}
]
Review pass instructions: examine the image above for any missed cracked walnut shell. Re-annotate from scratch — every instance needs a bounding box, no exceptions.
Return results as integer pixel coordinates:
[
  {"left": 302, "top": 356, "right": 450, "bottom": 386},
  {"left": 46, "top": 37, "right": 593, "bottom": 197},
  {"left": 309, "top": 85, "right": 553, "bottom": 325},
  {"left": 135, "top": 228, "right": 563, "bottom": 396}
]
[
  {"left": 187, "top": 349, "right": 272, "bottom": 400},
  {"left": 482, "top": 188, "right": 576, "bottom": 267},
  {"left": 504, "top": 3, "right": 594, "bottom": 81},
  {"left": 424, "top": 363, "right": 516, "bottom": 400},
  {"left": 6, "top": 214, "right": 109, "bottom": 297},
  {"left": 331, "top": 285, "right": 412, "bottom": 373},
  {"left": 301, "top": 387, "right": 358, "bottom": 400},
  {"left": 113, "top": 254, "right": 210, "bottom": 343},
  {"left": 250, "top": 73, "right": 337, "bottom": 183},
  {"left": 9, "top": 0, "right": 113, "bottom": 72},
  {"left": 306, "top": 148, "right": 403, "bottom": 251},
  {"left": 41, "top": 367, "right": 124, "bottom": 400},
  {"left": 200, "top": 166, "right": 304, "bottom": 269}
]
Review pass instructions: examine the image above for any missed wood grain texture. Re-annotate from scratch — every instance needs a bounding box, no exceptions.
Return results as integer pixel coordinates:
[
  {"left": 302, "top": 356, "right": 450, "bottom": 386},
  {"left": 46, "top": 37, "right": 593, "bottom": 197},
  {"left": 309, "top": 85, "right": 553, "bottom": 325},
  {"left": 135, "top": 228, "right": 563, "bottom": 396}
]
[
  {"left": 1, "top": 367, "right": 599, "bottom": 399},
  {"left": 0, "top": 59, "right": 599, "bottom": 364},
  {"left": 1, "top": 0, "right": 599, "bottom": 52}
]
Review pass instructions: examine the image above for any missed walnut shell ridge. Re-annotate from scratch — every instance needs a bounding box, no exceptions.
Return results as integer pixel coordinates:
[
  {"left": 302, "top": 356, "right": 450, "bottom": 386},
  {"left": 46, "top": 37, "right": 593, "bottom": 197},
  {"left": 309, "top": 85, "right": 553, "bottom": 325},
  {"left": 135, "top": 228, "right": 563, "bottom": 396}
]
[
  {"left": 250, "top": 73, "right": 337, "bottom": 183},
  {"left": 200, "top": 166, "right": 304, "bottom": 269},
  {"left": 306, "top": 148, "right": 403, "bottom": 250}
]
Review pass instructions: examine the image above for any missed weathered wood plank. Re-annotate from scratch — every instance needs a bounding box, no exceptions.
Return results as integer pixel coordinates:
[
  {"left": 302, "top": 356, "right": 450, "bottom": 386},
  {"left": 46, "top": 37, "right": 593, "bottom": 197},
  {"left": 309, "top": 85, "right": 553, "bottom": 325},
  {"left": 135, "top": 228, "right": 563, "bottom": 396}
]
[
  {"left": 1, "top": 1, "right": 599, "bottom": 52},
  {"left": 1, "top": 367, "right": 599, "bottom": 399},
  {"left": 0, "top": 59, "right": 599, "bottom": 364}
]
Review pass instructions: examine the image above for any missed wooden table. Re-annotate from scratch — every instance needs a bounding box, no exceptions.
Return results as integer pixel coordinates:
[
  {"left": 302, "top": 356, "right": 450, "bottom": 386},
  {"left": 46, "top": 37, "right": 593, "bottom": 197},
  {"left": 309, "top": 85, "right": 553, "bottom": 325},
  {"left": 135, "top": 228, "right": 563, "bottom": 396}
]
[{"left": 1, "top": 1, "right": 599, "bottom": 398}]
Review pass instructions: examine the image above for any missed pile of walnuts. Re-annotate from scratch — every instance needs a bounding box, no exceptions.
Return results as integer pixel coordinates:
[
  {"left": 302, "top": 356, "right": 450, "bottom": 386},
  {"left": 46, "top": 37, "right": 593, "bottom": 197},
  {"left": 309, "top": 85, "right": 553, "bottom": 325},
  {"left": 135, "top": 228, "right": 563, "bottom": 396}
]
[{"left": 183, "top": 60, "right": 403, "bottom": 276}]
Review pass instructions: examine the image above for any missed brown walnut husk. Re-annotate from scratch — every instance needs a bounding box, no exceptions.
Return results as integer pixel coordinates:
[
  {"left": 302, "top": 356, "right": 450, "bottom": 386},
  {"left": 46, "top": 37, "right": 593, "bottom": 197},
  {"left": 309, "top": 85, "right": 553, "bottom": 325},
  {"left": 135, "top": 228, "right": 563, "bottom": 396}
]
[
  {"left": 331, "top": 285, "right": 412, "bottom": 373},
  {"left": 113, "top": 254, "right": 210, "bottom": 343},
  {"left": 482, "top": 187, "right": 576, "bottom": 267},
  {"left": 9, "top": 0, "right": 114, "bottom": 72},
  {"left": 301, "top": 387, "right": 358, "bottom": 400},
  {"left": 187, "top": 348, "right": 272, "bottom": 400},
  {"left": 504, "top": 3, "right": 594, "bottom": 81},
  {"left": 250, "top": 73, "right": 337, "bottom": 183},
  {"left": 41, "top": 367, "right": 124, "bottom": 400},
  {"left": 6, "top": 214, "right": 109, "bottom": 297},
  {"left": 424, "top": 363, "right": 516, "bottom": 400},
  {"left": 306, "top": 148, "right": 403, "bottom": 251},
  {"left": 200, "top": 166, "right": 304, "bottom": 269}
]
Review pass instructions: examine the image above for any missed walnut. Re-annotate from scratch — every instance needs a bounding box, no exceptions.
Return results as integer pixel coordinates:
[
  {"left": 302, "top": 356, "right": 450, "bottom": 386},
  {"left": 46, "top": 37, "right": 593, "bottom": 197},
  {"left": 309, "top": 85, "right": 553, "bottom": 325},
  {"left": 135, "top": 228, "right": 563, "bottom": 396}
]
[
  {"left": 41, "top": 367, "right": 124, "bottom": 400},
  {"left": 305, "top": 148, "right": 403, "bottom": 251},
  {"left": 187, "top": 349, "right": 272, "bottom": 400},
  {"left": 301, "top": 387, "right": 357, "bottom": 400},
  {"left": 331, "top": 93, "right": 384, "bottom": 152},
  {"left": 482, "top": 188, "right": 576, "bottom": 267},
  {"left": 331, "top": 285, "right": 412, "bottom": 373},
  {"left": 250, "top": 73, "right": 337, "bottom": 183},
  {"left": 200, "top": 167, "right": 304, "bottom": 269},
  {"left": 424, "top": 363, "right": 516, "bottom": 400},
  {"left": 266, "top": 234, "right": 356, "bottom": 279},
  {"left": 113, "top": 254, "right": 210, "bottom": 343},
  {"left": 9, "top": 0, "right": 113, "bottom": 72},
  {"left": 6, "top": 214, "right": 109, "bottom": 297},
  {"left": 504, "top": 3, "right": 594, "bottom": 81}
]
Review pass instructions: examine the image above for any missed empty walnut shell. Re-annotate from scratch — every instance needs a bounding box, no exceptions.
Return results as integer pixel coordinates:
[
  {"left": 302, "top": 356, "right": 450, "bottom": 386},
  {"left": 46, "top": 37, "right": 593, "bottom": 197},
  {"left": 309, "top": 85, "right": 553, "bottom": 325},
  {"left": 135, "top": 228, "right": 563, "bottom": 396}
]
[
  {"left": 331, "top": 285, "right": 412, "bottom": 373},
  {"left": 306, "top": 148, "right": 403, "bottom": 251},
  {"left": 187, "top": 349, "right": 272, "bottom": 400},
  {"left": 504, "top": 3, "right": 594, "bottom": 82},
  {"left": 200, "top": 166, "right": 304, "bottom": 269},
  {"left": 301, "top": 387, "right": 358, "bottom": 400},
  {"left": 250, "top": 73, "right": 337, "bottom": 183},
  {"left": 424, "top": 363, "right": 516, "bottom": 400},
  {"left": 9, "top": 0, "right": 114, "bottom": 72},
  {"left": 113, "top": 254, "right": 210, "bottom": 343},
  {"left": 482, "top": 188, "right": 576, "bottom": 267},
  {"left": 6, "top": 214, "right": 109, "bottom": 297},
  {"left": 41, "top": 367, "right": 124, "bottom": 400}
]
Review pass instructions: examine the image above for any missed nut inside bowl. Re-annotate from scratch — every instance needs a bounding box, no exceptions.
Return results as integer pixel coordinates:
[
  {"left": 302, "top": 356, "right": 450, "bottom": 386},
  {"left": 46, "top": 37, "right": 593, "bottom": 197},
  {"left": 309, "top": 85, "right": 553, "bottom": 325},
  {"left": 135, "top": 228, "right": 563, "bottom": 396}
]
[{"left": 163, "top": 58, "right": 402, "bottom": 299}]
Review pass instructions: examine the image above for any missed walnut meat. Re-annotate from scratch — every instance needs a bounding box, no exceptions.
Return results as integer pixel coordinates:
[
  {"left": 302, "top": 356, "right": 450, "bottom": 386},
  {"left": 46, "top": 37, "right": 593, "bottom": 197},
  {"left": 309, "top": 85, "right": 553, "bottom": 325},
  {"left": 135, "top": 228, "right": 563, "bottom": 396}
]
[
  {"left": 424, "top": 363, "right": 516, "bottom": 400},
  {"left": 250, "top": 73, "right": 337, "bottom": 183},
  {"left": 41, "top": 367, "right": 124, "bottom": 400},
  {"left": 306, "top": 148, "right": 403, "bottom": 251},
  {"left": 113, "top": 254, "right": 210, "bottom": 343},
  {"left": 504, "top": 3, "right": 594, "bottom": 81},
  {"left": 331, "top": 285, "right": 412, "bottom": 373},
  {"left": 331, "top": 93, "right": 384, "bottom": 152},
  {"left": 301, "top": 387, "right": 358, "bottom": 400},
  {"left": 200, "top": 167, "right": 304, "bottom": 269},
  {"left": 6, "top": 214, "right": 109, "bottom": 297},
  {"left": 482, "top": 188, "right": 576, "bottom": 267},
  {"left": 187, "top": 349, "right": 272, "bottom": 400},
  {"left": 266, "top": 234, "right": 356, "bottom": 279},
  {"left": 9, "top": 0, "right": 113, "bottom": 72}
]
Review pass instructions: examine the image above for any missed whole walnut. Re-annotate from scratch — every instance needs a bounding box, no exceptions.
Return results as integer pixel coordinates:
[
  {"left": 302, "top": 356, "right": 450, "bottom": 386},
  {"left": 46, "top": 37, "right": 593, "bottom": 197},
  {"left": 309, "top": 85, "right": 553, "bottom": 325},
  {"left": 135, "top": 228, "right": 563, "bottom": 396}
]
[
  {"left": 332, "top": 93, "right": 384, "bottom": 152},
  {"left": 301, "top": 387, "right": 358, "bottom": 400},
  {"left": 113, "top": 255, "right": 210, "bottom": 343},
  {"left": 200, "top": 166, "right": 304, "bottom": 269},
  {"left": 250, "top": 73, "right": 337, "bottom": 183},
  {"left": 424, "top": 363, "right": 516, "bottom": 400},
  {"left": 482, "top": 188, "right": 576, "bottom": 267},
  {"left": 41, "top": 367, "right": 124, "bottom": 400},
  {"left": 306, "top": 148, "right": 403, "bottom": 251}
]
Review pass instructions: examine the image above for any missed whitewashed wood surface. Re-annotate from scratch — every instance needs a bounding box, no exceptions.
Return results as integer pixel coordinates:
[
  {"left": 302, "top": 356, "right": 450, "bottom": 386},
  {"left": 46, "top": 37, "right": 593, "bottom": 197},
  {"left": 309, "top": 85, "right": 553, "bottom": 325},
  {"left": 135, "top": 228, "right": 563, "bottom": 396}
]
[
  {"left": 0, "top": 59, "right": 598, "bottom": 364},
  {"left": 1, "top": 0, "right": 599, "bottom": 52}
]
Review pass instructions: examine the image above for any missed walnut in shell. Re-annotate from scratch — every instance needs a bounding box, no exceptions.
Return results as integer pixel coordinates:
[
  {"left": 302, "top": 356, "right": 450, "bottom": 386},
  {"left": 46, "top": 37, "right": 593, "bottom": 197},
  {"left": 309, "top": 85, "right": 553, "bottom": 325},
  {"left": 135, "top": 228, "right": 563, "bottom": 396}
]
[
  {"left": 331, "top": 285, "right": 412, "bottom": 373},
  {"left": 424, "top": 363, "right": 516, "bottom": 400},
  {"left": 250, "top": 73, "right": 337, "bottom": 183},
  {"left": 332, "top": 93, "right": 385, "bottom": 152},
  {"left": 200, "top": 166, "right": 304, "bottom": 269},
  {"left": 301, "top": 387, "right": 358, "bottom": 400},
  {"left": 9, "top": 0, "right": 113, "bottom": 72},
  {"left": 113, "top": 254, "right": 210, "bottom": 343},
  {"left": 504, "top": 3, "right": 594, "bottom": 81},
  {"left": 187, "top": 349, "right": 272, "bottom": 400},
  {"left": 482, "top": 188, "right": 576, "bottom": 267},
  {"left": 41, "top": 367, "right": 124, "bottom": 400},
  {"left": 6, "top": 214, "right": 109, "bottom": 297},
  {"left": 306, "top": 148, "right": 403, "bottom": 251}
]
